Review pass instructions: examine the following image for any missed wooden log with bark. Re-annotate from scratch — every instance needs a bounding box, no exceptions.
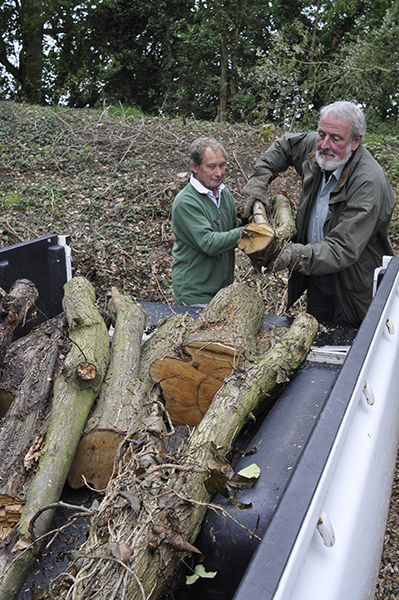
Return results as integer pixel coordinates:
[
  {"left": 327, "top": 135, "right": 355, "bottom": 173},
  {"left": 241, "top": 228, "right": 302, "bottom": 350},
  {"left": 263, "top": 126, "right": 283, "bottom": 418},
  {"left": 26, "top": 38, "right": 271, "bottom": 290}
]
[
  {"left": 238, "top": 192, "right": 296, "bottom": 273},
  {"left": 50, "top": 283, "right": 318, "bottom": 600},
  {"left": 0, "top": 315, "right": 66, "bottom": 542},
  {"left": 68, "top": 287, "right": 192, "bottom": 491},
  {"left": 0, "top": 279, "right": 39, "bottom": 378},
  {"left": 150, "top": 283, "right": 266, "bottom": 426},
  {"left": 0, "top": 276, "right": 110, "bottom": 600}
]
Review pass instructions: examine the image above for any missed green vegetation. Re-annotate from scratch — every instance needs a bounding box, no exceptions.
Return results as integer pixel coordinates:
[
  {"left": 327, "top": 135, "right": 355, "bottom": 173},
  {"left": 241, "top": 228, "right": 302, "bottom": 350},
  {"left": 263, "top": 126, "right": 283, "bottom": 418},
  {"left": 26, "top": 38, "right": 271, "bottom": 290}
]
[{"left": 0, "top": 1, "right": 398, "bottom": 129}]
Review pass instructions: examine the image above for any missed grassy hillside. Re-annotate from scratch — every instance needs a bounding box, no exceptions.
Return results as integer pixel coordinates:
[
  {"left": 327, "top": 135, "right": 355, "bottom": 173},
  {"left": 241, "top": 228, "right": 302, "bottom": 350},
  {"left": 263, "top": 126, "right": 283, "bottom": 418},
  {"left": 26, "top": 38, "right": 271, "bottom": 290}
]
[{"left": 0, "top": 101, "right": 398, "bottom": 314}]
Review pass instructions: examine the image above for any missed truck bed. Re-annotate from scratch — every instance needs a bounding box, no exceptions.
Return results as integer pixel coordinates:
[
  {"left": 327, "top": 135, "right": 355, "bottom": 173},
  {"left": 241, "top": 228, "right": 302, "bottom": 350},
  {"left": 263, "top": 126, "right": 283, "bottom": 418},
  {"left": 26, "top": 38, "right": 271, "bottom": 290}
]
[{"left": 8, "top": 237, "right": 399, "bottom": 600}]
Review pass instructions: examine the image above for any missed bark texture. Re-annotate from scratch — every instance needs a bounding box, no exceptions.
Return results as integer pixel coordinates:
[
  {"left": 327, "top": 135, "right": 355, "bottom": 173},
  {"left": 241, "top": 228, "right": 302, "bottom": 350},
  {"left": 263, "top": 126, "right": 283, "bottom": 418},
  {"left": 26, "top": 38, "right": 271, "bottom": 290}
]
[
  {"left": 0, "top": 279, "right": 39, "bottom": 370},
  {"left": 0, "top": 316, "right": 66, "bottom": 541},
  {"left": 150, "top": 283, "right": 265, "bottom": 426},
  {"left": 68, "top": 288, "right": 189, "bottom": 491}
]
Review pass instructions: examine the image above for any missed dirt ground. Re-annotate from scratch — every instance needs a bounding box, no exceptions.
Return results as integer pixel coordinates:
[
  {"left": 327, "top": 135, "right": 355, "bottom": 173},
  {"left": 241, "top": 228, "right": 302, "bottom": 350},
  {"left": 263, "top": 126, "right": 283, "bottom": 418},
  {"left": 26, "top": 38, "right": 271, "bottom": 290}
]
[{"left": 1, "top": 102, "right": 399, "bottom": 598}]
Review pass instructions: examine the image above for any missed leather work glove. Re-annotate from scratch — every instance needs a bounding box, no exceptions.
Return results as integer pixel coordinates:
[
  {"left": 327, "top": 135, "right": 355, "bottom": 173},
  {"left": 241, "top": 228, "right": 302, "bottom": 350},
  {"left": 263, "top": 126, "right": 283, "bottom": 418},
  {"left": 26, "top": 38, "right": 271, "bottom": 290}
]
[
  {"left": 267, "top": 246, "right": 293, "bottom": 272},
  {"left": 267, "top": 244, "right": 307, "bottom": 274},
  {"left": 243, "top": 177, "right": 270, "bottom": 219}
]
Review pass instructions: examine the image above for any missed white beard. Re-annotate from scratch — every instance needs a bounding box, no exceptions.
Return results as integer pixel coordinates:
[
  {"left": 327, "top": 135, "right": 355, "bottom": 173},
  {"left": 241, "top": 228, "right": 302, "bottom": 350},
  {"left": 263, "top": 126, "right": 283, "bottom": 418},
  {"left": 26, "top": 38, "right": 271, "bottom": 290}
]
[{"left": 316, "top": 143, "right": 353, "bottom": 171}]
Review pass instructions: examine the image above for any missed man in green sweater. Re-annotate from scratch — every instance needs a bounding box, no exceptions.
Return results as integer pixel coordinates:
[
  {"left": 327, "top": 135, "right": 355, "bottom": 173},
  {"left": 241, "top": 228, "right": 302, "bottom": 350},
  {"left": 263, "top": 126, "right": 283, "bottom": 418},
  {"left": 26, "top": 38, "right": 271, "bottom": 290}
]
[{"left": 172, "top": 137, "right": 243, "bottom": 306}]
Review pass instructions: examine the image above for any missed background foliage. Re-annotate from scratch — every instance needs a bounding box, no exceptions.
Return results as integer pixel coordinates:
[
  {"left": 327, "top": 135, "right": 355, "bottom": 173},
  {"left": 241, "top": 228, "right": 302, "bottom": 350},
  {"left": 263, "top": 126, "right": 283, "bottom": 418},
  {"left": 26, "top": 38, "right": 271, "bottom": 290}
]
[{"left": 0, "top": 0, "right": 398, "bottom": 129}]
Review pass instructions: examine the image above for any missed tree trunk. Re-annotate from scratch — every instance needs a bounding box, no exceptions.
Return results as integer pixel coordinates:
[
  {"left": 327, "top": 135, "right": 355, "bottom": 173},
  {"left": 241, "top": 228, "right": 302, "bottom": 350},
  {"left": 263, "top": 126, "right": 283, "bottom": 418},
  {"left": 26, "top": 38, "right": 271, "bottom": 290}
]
[
  {"left": 68, "top": 287, "right": 195, "bottom": 490},
  {"left": 67, "top": 287, "right": 147, "bottom": 490},
  {"left": 150, "top": 283, "right": 265, "bottom": 426},
  {"left": 0, "top": 315, "right": 66, "bottom": 542},
  {"left": 0, "top": 278, "right": 39, "bottom": 370},
  {"left": 238, "top": 193, "right": 296, "bottom": 272},
  {"left": 19, "top": 0, "right": 44, "bottom": 103},
  {"left": 0, "top": 276, "right": 110, "bottom": 600},
  {"left": 50, "top": 284, "right": 318, "bottom": 600}
]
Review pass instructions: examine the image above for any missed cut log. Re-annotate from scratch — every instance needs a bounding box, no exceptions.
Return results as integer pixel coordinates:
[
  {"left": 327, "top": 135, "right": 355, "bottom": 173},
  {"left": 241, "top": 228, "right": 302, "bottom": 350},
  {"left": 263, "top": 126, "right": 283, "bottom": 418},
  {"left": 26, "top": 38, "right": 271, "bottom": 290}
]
[
  {"left": 0, "top": 315, "right": 66, "bottom": 541},
  {"left": 238, "top": 202, "right": 276, "bottom": 270},
  {"left": 67, "top": 287, "right": 147, "bottom": 490},
  {"left": 0, "top": 276, "right": 110, "bottom": 600},
  {"left": 0, "top": 279, "right": 39, "bottom": 370},
  {"left": 150, "top": 283, "right": 265, "bottom": 426},
  {"left": 238, "top": 193, "right": 296, "bottom": 273},
  {"left": 68, "top": 288, "right": 194, "bottom": 490},
  {"left": 273, "top": 190, "right": 296, "bottom": 238},
  {"left": 50, "top": 285, "right": 318, "bottom": 600}
]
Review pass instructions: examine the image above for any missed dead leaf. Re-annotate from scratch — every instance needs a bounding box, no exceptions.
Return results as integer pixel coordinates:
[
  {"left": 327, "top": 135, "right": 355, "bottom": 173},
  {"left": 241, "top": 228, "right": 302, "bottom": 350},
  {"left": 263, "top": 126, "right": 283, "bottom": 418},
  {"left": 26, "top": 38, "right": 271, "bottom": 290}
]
[
  {"left": 204, "top": 469, "right": 229, "bottom": 497},
  {"left": 169, "top": 534, "right": 203, "bottom": 555},
  {"left": 119, "top": 490, "right": 142, "bottom": 517},
  {"left": 109, "top": 541, "right": 134, "bottom": 564}
]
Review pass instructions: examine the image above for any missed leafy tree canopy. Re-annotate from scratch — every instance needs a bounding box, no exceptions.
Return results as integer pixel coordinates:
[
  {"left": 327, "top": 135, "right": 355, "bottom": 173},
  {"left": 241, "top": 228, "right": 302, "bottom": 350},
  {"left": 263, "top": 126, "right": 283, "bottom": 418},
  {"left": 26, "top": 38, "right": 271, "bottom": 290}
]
[{"left": 0, "top": 0, "right": 397, "bottom": 129}]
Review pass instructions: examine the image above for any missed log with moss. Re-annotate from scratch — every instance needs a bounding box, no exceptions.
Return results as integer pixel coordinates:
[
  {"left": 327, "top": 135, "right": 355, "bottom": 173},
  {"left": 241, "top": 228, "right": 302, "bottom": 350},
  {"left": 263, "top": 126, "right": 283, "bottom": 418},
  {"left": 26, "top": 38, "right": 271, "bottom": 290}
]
[
  {"left": 238, "top": 192, "right": 296, "bottom": 273},
  {"left": 0, "top": 276, "right": 110, "bottom": 600},
  {"left": 50, "top": 283, "right": 318, "bottom": 600}
]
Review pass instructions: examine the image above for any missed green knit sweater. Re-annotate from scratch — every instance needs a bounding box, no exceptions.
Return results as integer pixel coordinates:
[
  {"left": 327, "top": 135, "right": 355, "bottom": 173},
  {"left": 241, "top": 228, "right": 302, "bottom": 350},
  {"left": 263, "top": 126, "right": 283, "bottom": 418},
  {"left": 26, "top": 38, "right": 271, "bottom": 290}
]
[{"left": 171, "top": 183, "right": 243, "bottom": 304}]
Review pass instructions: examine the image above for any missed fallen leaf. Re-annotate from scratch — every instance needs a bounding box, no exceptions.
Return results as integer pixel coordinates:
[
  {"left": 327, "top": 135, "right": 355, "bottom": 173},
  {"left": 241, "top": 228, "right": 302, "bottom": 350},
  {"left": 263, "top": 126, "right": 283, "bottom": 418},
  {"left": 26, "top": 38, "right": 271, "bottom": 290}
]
[
  {"left": 170, "top": 534, "right": 203, "bottom": 555},
  {"left": 109, "top": 541, "right": 133, "bottom": 563},
  {"left": 237, "top": 463, "right": 261, "bottom": 479}
]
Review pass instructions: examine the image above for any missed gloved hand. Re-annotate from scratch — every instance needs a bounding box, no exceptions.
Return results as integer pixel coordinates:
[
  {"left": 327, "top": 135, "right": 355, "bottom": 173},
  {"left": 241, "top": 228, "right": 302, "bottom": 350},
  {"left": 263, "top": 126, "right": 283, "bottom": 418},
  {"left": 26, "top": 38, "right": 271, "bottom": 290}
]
[
  {"left": 267, "top": 246, "right": 294, "bottom": 272},
  {"left": 266, "top": 244, "right": 306, "bottom": 273},
  {"left": 243, "top": 177, "right": 270, "bottom": 219}
]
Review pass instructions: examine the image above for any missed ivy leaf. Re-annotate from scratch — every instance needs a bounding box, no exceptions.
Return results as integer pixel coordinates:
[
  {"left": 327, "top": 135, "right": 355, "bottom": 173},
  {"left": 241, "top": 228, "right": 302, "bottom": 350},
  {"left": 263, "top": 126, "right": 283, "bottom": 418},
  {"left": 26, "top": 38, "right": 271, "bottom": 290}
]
[
  {"left": 4, "top": 193, "right": 19, "bottom": 205},
  {"left": 186, "top": 564, "right": 217, "bottom": 585}
]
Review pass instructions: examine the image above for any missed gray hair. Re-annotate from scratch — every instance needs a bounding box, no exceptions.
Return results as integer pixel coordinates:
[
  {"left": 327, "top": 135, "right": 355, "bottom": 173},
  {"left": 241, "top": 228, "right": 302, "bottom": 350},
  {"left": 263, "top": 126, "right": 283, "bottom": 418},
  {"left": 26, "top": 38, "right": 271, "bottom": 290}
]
[
  {"left": 189, "top": 137, "right": 227, "bottom": 167},
  {"left": 320, "top": 101, "right": 366, "bottom": 143}
]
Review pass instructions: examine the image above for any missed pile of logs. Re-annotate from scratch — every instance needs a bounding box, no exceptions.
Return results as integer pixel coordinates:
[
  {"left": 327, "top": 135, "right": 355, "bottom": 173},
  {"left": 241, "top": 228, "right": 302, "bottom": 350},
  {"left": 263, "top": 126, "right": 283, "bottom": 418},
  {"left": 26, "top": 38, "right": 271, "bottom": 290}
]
[{"left": 0, "top": 273, "right": 317, "bottom": 600}]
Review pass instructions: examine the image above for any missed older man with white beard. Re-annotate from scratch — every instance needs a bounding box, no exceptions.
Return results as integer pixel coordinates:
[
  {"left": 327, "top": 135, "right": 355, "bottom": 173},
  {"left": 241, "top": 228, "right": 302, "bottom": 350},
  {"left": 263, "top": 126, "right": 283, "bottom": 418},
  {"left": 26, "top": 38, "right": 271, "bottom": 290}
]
[{"left": 243, "top": 101, "right": 395, "bottom": 327}]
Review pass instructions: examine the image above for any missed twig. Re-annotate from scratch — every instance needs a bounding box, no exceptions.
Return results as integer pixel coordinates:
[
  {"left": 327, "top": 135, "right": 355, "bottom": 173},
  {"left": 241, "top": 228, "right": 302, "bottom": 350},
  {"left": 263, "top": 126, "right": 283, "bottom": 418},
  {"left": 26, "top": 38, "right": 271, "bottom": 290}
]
[
  {"left": 168, "top": 488, "right": 262, "bottom": 541},
  {"left": 233, "top": 150, "right": 249, "bottom": 182},
  {"left": 29, "top": 501, "right": 95, "bottom": 540}
]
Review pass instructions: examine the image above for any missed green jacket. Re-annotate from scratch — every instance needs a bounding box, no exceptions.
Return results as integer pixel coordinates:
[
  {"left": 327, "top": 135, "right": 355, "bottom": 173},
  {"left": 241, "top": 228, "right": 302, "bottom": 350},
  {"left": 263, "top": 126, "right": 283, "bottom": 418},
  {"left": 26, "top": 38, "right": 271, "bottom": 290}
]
[
  {"left": 172, "top": 183, "right": 243, "bottom": 304},
  {"left": 250, "top": 132, "right": 396, "bottom": 325}
]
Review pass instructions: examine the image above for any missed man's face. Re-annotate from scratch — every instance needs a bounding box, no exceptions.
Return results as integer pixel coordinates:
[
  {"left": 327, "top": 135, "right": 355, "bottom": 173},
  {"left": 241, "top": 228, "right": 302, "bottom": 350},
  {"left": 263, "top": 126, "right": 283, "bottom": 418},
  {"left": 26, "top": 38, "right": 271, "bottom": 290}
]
[
  {"left": 192, "top": 147, "right": 226, "bottom": 194},
  {"left": 316, "top": 112, "right": 362, "bottom": 171}
]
